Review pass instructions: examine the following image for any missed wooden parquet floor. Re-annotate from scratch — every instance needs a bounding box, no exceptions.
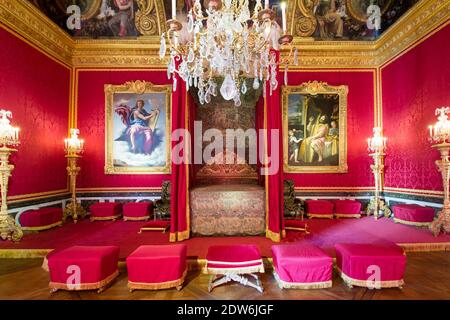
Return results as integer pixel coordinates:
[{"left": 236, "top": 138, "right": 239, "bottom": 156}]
[{"left": 0, "top": 252, "right": 449, "bottom": 300}]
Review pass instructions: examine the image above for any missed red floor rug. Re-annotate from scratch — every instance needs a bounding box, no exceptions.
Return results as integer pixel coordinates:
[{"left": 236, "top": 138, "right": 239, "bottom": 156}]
[{"left": 0, "top": 217, "right": 449, "bottom": 259}]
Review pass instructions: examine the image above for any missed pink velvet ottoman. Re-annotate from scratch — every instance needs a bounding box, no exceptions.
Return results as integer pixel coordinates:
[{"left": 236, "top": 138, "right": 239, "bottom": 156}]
[
  {"left": 90, "top": 202, "right": 122, "bottom": 222},
  {"left": 393, "top": 204, "right": 436, "bottom": 227},
  {"left": 19, "top": 207, "right": 63, "bottom": 231},
  {"left": 206, "top": 245, "right": 265, "bottom": 293},
  {"left": 272, "top": 243, "right": 333, "bottom": 289},
  {"left": 335, "top": 243, "right": 406, "bottom": 289},
  {"left": 126, "top": 244, "right": 187, "bottom": 291},
  {"left": 48, "top": 246, "right": 120, "bottom": 293},
  {"left": 123, "top": 201, "right": 153, "bottom": 221},
  {"left": 306, "top": 200, "right": 334, "bottom": 219},
  {"left": 333, "top": 200, "right": 362, "bottom": 218}
]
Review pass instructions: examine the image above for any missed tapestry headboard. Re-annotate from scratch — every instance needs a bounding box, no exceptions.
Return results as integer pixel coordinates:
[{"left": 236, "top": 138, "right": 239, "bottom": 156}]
[{"left": 191, "top": 82, "right": 262, "bottom": 184}]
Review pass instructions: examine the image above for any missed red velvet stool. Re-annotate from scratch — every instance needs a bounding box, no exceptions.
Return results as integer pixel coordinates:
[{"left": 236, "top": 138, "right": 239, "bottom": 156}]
[
  {"left": 272, "top": 243, "right": 333, "bottom": 289},
  {"left": 335, "top": 243, "right": 406, "bottom": 289},
  {"left": 48, "top": 246, "right": 120, "bottom": 293},
  {"left": 18, "top": 207, "right": 63, "bottom": 231},
  {"left": 206, "top": 245, "right": 265, "bottom": 293},
  {"left": 333, "top": 200, "right": 362, "bottom": 218},
  {"left": 284, "top": 219, "right": 309, "bottom": 233},
  {"left": 90, "top": 202, "right": 122, "bottom": 222},
  {"left": 126, "top": 244, "right": 187, "bottom": 291},
  {"left": 139, "top": 220, "right": 170, "bottom": 233},
  {"left": 306, "top": 200, "right": 334, "bottom": 219},
  {"left": 393, "top": 204, "right": 436, "bottom": 227},
  {"left": 123, "top": 201, "right": 154, "bottom": 221}
]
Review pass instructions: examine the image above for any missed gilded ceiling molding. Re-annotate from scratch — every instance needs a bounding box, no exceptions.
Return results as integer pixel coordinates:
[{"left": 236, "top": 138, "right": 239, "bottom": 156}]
[
  {"left": 374, "top": 0, "right": 450, "bottom": 66},
  {"left": 72, "top": 43, "right": 165, "bottom": 68},
  {"left": 0, "top": 0, "right": 73, "bottom": 66},
  {"left": 135, "top": 0, "right": 167, "bottom": 36},
  {"left": 0, "top": 0, "right": 448, "bottom": 69}
]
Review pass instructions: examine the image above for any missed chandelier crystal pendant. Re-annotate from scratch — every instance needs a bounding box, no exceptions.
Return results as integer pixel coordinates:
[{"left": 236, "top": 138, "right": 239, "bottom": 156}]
[{"left": 160, "top": 0, "right": 298, "bottom": 106}]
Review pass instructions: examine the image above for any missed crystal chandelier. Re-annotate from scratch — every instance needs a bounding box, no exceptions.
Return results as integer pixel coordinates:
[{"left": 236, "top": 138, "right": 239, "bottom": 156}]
[{"left": 160, "top": 0, "right": 298, "bottom": 107}]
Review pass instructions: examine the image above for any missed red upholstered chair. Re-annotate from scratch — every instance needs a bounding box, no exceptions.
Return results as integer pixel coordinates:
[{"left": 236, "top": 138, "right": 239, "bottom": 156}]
[
  {"left": 126, "top": 244, "right": 187, "bottom": 291},
  {"left": 18, "top": 207, "right": 63, "bottom": 231},
  {"left": 305, "top": 200, "right": 334, "bottom": 219},
  {"left": 89, "top": 202, "right": 122, "bottom": 222},
  {"left": 272, "top": 243, "right": 333, "bottom": 289},
  {"left": 123, "top": 201, "right": 154, "bottom": 221},
  {"left": 333, "top": 199, "right": 362, "bottom": 218},
  {"left": 48, "top": 246, "right": 120, "bottom": 293},
  {"left": 392, "top": 204, "right": 436, "bottom": 227},
  {"left": 335, "top": 243, "right": 406, "bottom": 289}
]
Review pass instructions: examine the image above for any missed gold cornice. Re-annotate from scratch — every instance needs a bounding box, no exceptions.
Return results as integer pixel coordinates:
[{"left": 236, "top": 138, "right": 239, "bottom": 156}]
[
  {"left": 0, "top": 0, "right": 73, "bottom": 67},
  {"left": 375, "top": 0, "right": 450, "bottom": 67},
  {"left": 0, "top": 0, "right": 448, "bottom": 69}
]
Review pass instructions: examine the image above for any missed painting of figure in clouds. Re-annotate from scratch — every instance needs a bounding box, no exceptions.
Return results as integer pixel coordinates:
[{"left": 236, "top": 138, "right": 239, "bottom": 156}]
[{"left": 105, "top": 81, "right": 171, "bottom": 174}]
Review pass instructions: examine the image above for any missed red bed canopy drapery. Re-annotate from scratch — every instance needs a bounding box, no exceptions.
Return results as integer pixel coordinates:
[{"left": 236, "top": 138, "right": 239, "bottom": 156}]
[
  {"left": 261, "top": 49, "right": 285, "bottom": 242},
  {"left": 170, "top": 58, "right": 195, "bottom": 242},
  {"left": 170, "top": 50, "right": 285, "bottom": 242}
]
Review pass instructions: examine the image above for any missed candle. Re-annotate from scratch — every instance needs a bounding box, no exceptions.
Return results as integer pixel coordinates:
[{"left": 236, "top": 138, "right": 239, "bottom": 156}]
[
  {"left": 172, "top": 0, "right": 176, "bottom": 19},
  {"left": 281, "top": 2, "right": 287, "bottom": 33},
  {"left": 265, "top": 0, "right": 269, "bottom": 9},
  {"left": 429, "top": 125, "right": 433, "bottom": 138},
  {"left": 264, "top": 25, "right": 271, "bottom": 39},
  {"left": 174, "top": 33, "right": 179, "bottom": 48},
  {"left": 367, "top": 138, "right": 371, "bottom": 150}
]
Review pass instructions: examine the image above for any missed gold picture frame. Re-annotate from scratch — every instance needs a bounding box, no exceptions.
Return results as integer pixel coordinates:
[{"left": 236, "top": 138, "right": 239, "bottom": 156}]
[
  {"left": 105, "top": 80, "right": 171, "bottom": 174},
  {"left": 282, "top": 81, "right": 348, "bottom": 173}
]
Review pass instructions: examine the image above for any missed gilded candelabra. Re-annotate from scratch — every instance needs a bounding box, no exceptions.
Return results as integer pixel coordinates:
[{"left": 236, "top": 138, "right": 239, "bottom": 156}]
[
  {"left": 63, "top": 129, "right": 86, "bottom": 223},
  {"left": 366, "top": 127, "right": 391, "bottom": 219},
  {"left": 0, "top": 110, "right": 22, "bottom": 242},
  {"left": 428, "top": 107, "right": 450, "bottom": 236}
]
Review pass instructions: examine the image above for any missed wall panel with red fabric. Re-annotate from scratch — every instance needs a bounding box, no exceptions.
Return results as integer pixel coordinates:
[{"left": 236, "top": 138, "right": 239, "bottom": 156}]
[
  {"left": 76, "top": 69, "right": 171, "bottom": 190},
  {"left": 0, "top": 26, "right": 70, "bottom": 198},
  {"left": 284, "top": 70, "right": 376, "bottom": 189},
  {"left": 382, "top": 24, "right": 450, "bottom": 193}
]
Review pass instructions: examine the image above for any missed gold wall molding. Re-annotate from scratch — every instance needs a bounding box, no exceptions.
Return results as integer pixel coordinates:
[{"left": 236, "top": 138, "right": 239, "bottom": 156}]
[
  {"left": 77, "top": 187, "right": 163, "bottom": 193},
  {"left": 384, "top": 187, "right": 444, "bottom": 198},
  {"left": 1, "top": 0, "right": 448, "bottom": 69},
  {"left": 8, "top": 189, "right": 70, "bottom": 204},
  {"left": 295, "top": 187, "right": 375, "bottom": 193}
]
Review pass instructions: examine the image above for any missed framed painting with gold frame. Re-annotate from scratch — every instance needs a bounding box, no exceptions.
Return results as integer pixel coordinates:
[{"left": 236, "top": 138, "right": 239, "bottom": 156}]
[
  {"left": 105, "top": 80, "right": 171, "bottom": 174},
  {"left": 282, "top": 81, "right": 348, "bottom": 173}
]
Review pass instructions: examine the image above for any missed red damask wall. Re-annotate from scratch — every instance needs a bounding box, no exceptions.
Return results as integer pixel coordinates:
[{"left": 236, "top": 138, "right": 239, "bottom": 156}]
[
  {"left": 285, "top": 71, "right": 375, "bottom": 188},
  {"left": 0, "top": 27, "right": 70, "bottom": 197},
  {"left": 76, "top": 70, "right": 170, "bottom": 189},
  {"left": 382, "top": 25, "right": 450, "bottom": 192},
  {"left": 76, "top": 70, "right": 375, "bottom": 189}
]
